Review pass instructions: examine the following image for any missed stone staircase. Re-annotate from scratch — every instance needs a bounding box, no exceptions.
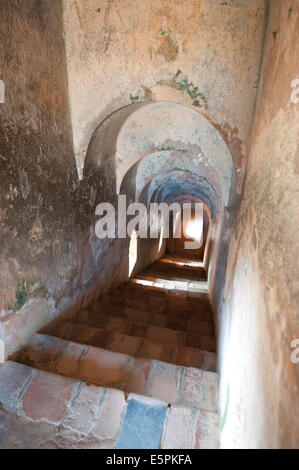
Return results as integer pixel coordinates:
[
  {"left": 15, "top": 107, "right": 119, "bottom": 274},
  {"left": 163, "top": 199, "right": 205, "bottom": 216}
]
[{"left": 0, "top": 256, "right": 219, "bottom": 449}]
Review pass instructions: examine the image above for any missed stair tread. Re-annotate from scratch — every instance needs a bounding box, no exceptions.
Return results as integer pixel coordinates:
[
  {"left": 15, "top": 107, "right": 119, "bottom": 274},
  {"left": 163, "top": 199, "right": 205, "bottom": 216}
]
[
  {"left": 132, "top": 274, "right": 209, "bottom": 293},
  {"left": 117, "top": 282, "right": 211, "bottom": 304},
  {"left": 92, "top": 298, "right": 213, "bottom": 324},
  {"left": 146, "top": 260, "right": 207, "bottom": 275},
  {"left": 0, "top": 360, "right": 218, "bottom": 449},
  {"left": 144, "top": 268, "right": 206, "bottom": 282},
  {"left": 4, "top": 255, "right": 219, "bottom": 449},
  {"left": 12, "top": 333, "right": 218, "bottom": 412},
  {"left": 43, "top": 320, "right": 216, "bottom": 368},
  {"left": 79, "top": 303, "right": 214, "bottom": 334}
]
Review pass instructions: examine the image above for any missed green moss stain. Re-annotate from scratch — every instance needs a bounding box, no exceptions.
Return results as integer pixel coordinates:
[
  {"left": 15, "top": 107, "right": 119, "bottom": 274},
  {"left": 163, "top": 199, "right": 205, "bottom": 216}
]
[
  {"left": 129, "top": 86, "right": 152, "bottom": 103},
  {"left": 130, "top": 94, "right": 140, "bottom": 103},
  {"left": 157, "top": 70, "right": 208, "bottom": 108},
  {"left": 7, "top": 276, "right": 47, "bottom": 311},
  {"left": 129, "top": 70, "right": 207, "bottom": 109}
]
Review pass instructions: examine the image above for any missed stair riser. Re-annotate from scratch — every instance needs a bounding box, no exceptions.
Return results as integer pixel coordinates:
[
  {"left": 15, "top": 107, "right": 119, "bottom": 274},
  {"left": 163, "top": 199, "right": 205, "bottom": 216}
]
[
  {"left": 13, "top": 335, "right": 218, "bottom": 412},
  {"left": 92, "top": 299, "right": 214, "bottom": 324},
  {"left": 0, "top": 362, "right": 218, "bottom": 449},
  {"left": 77, "top": 307, "right": 215, "bottom": 336}
]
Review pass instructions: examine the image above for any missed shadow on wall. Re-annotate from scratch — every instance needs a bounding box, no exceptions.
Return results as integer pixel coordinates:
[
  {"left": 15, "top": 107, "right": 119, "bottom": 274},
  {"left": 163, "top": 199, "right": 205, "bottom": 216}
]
[{"left": 2, "top": 99, "right": 236, "bottom": 361}]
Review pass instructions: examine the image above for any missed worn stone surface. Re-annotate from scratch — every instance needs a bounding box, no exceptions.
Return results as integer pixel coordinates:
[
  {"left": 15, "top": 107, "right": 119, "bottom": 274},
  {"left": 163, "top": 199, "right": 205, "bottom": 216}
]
[
  {"left": 63, "top": 382, "right": 105, "bottom": 435},
  {"left": 0, "top": 361, "right": 36, "bottom": 413},
  {"left": 22, "top": 370, "right": 74, "bottom": 424},
  {"left": 194, "top": 408, "right": 219, "bottom": 449},
  {"left": 162, "top": 406, "right": 195, "bottom": 449},
  {"left": 146, "top": 360, "right": 182, "bottom": 404},
  {"left": 180, "top": 367, "right": 219, "bottom": 412},
  {"left": 92, "top": 388, "right": 127, "bottom": 441}
]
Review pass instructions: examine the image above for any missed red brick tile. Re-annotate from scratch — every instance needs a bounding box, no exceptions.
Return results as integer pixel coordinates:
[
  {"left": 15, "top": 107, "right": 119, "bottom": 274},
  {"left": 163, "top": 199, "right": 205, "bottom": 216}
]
[
  {"left": 106, "top": 316, "right": 129, "bottom": 334},
  {"left": 152, "top": 313, "right": 167, "bottom": 327},
  {"left": 188, "top": 320, "right": 214, "bottom": 336},
  {"left": 147, "top": 325, "right": 185, "bottom": 346},
  {"left": 129, "top": 322, "right": 148, "bottom": 338},
  {"left": 92, "top": 301, "right": 123, "bottom": 317},
  {"left": 92, "top": 388, "right": 127, "bottom": 441},
  {"left": 76, "top": 346, "right": 132, "bottom": 388},
  {"left": 109, "top": 332, "right": 142, "bottom": 356},
  {"left": 148, "top": 300, "right": 166, "bottom": 314},
  {"left": 125, "top": 298, "right": 149, "bottom": 312},
  {"left": 125, "top": 358, "right": 151, "bottom": 395},
  {"left": 166, "top": 317, "right": 187, "bottom": 331},
  {"left": 186, "top": 333, "right": 216, "bottom": 352},
  {"left": 49, "top": 321, "right": 74, "bottom": 338},
  {"left": 123, "top": 307, "right": 150, "bottom": 324},
  {"left": 138, "top": 339, "right": 175, "bottom": 363},
  {"left": 69, "top": 323, "right": 111, "bottom": 349},
  {"left": 55, "top": 341, "right": 88, "bottom": 377},
  {"left": 146, "top": 361, "right": 183, "bottom": 404},
  {"left": 23, "top": 370, "right": 74, "bottom": 424},
  {"left": 75, "top": 309, "right": 109, "bottom": 328},
  {"left": 176, "top": 346, "right": 217, "bottom": 371}
]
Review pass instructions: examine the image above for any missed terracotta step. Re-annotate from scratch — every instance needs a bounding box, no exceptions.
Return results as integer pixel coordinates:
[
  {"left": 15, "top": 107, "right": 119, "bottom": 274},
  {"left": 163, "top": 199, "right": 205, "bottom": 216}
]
[
  {"left": 94, "top": 297, "right": 214, "bottom": 324},
  {"left": 77, "top": 303, "right": 214, "bottom": 336},
  {"left": 144, "top": 263, "right": 207, "bottom": 281},
  {"left": 97, "top": 289, "right": 213, "bottom": 323},
  {"left": 145, "top": 263, "right": 206, "bottom": 277},
  {"left": 42, "top": 317, "right": 217, "bottom": 371},
  {"left": 0, "top": 361, "right": 218, "bottom": 449},
  {"left": 91, "top": 298, "right": 213, "bottom": 324},
  {"left": 45, "top": 319, "right": 216, "bottom": 361},
  {"left": 127, "top": 278, "right": 210, "bottom": 302},
  {"left": 118, "top": 283, "right": 168, "bottom": 299},
  {"left": 158, "top": 256, "right": 205, "bottom": 269},
  {"left": 142, "top": 270, "right": 206, "bottom": 285},
  {"left": 117, "top": 280, "right": 195, "bottom": 298},
  {"left": 132, "top": 272, "right": 208, "bottom": 288},
  {"left": 12, "top": 334, "right": 219, "bottom": 412}
]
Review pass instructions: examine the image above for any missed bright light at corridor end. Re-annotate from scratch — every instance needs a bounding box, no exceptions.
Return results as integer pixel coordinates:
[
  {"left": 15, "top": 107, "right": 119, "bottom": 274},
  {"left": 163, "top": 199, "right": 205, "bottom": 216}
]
[{"left": 184, "top": 219, "right": 203, "bottom": 245}]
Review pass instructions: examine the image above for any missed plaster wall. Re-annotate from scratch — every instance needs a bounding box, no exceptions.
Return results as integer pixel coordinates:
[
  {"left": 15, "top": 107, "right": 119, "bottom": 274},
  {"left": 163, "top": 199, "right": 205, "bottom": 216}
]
[
  {"left": 218, "top": 0, "right": 299, "bottom": 448},
  {"left": 62, "top": 0, "right": 266, "bottom": 181},
  {"left": 0, "top": 1, "right": 162, "bottom": 357}
]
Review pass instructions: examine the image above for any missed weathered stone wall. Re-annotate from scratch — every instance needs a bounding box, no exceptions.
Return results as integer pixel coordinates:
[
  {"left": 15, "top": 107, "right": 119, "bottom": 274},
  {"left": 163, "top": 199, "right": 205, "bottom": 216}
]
[
  {"left": 63, "top": 0, "right": 266, "bottom": 183},
  {"left": 218, "top": 0, "right": 299, "bottom": 448},
  {"left": 0, "top": 0, "right": 162, "bottom": 357}
]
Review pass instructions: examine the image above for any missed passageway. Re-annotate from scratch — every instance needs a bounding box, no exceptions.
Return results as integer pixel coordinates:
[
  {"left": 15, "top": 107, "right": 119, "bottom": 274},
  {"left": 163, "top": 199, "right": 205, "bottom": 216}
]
[
  {"left": 1, "top": 101, "right": 234, "bottom": 448},
  {"left": 1, "top": 0, "right": 299, "bottom": 450},
  {"left": 6, "top": 244, "right": 218, "bottom": 448}
]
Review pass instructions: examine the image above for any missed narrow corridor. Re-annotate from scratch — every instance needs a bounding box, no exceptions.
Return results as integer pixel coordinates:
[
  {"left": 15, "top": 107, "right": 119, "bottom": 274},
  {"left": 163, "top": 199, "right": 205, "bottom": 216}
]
[{"left": 3, "top": 254, "right": 219, "bottom": 449}]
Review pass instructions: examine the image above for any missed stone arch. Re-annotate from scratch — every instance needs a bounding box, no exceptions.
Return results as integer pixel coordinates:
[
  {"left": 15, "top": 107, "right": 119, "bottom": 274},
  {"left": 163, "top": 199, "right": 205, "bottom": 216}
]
[{"left": 85, "top": 101, "right": 236, "bottom": 208}]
